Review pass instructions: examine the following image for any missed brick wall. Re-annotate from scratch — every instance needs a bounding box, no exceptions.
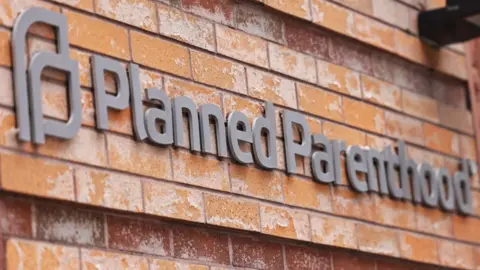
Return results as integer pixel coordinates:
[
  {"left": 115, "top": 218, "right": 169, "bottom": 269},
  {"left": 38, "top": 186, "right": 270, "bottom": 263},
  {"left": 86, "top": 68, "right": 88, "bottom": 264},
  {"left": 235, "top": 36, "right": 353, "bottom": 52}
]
[{"left": 0, "top": 0, "right": 479, "bottom": 269}]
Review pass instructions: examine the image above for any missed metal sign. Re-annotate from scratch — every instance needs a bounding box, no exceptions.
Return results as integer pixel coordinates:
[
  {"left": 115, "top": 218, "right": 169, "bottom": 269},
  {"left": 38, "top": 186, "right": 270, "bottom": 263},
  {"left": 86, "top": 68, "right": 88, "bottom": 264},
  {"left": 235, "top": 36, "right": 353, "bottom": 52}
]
[{"left": 12, "top": 7, "right": 475, "bottom": 215}]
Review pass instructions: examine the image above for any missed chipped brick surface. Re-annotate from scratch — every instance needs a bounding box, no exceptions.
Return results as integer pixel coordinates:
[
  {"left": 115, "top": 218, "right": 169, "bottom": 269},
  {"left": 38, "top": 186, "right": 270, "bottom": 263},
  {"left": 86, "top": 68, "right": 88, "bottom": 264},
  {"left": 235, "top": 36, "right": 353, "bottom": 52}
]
[{"left": 231, "top": 235, "right": 283, "bottom": 269}]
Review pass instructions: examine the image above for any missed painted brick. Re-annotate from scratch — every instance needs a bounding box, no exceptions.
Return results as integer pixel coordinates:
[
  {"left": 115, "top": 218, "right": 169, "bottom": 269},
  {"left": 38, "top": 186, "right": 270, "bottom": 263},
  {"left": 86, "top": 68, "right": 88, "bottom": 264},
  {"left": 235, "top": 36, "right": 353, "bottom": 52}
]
[
  {"left": 216, "top": 25, "right": 268, "bottom": 68},
  {"left": 423, "top": 123, "right": 460, "bottom": 156},
  {"left": 437, "top": 240, "right": 475, "bottom": 269},
  {"left": 182, "top": 0, "right": 235, "bottom": 25},
  {"left": 356, "top": 224, "right": 399, "bottom": 257},
  {"left": 247, "top": 67, "right": 297, "bottom": 108},
  {"left": 352, "top": 13, "right": 395, "bottom": 52},
  {"left": 392, "top": 59, "right": 431, "bottom": 96},
  {"left": 173, "top": 226, "right": 229, "bottom": 264},
  {"left": 452, "top": 215, "right": 480, "bottom": 243},
  {"left": 260, "top": 205, "right": 310, "bottom": 241},
  {"left": 361, "top": 75, "right": 401, "bottom": 110},
  {"left": 329, "top": 36, "right": 373, "bottom": 74},
  {"left": 323, "top": 121, "right": 366, "bottom": 146},
  {"left": 165, "top": 77, "right": 220, "bottom": 106},
  {"left": 230, "top": 164, "right": 283, "bottom": 202},
  {"left": 268, "top": 43, "right": 317, "bottom": 83},
  {"left": 297, "top": 83, "right": 344, "bottom": 122},
  {"left": 474, "top": 248, "right": 480, "bottom": 270},
  {"left": 343, "top": 98, "right": 385, "bottom": 134},
  {"left": 75, "top": 168, "right": 143, "bottom": 212},
  {"left": 385, "top": 111, "right": 424, "bottom": 145},
  {"left": 332, "top": 187, "right": 375, "bottom": 221},
  {"left": 36, "top": 204, "right": 104, "bottom": 246},
  {"left": 81, "top": 248, "right": 149, "bottom": 269},
  {"left": 310, "top": 215, "right": 357, "bottom": 249},
  {"left": 0, "top": 68, "right": 13, "bottom": 107},
  {"left": 231, "top": 235, "right": 283, "bottom": 270},
  {"left": 131, "top": 31, "right": 191, "bottom": 78},
  {"left": 205, "top": 193, "right": 260, "bottom": 231},
  {"left": 408, "top": 146, "right": 445, "bottom": 168},
  {"left": 65, "top": 10, "right": 130, "bottom": 60},
  {"left": 235, "top": 3, "right": 285, "bottom": 44},
  {"left": 402, "top": 90, "right": 439, "bottom": 122},
  {"left": 191, "top": 51, "right": 247, "bottom": 94},
  {"left": 434, "top": 49, "right": 467, "bottom": 80},
  {"left": 6, "top": 239, "right": 79, "bottom": 270},
  {"left": 311, "top": 0, "right": 354, "bottom": 36},
  {"left": 157, "top": 4, "right": 215, "bottom": 51},
  {"left": 332, "top": 0, "right": 372, "bottom": 15},
  {"left": 332, "top": 250, "right": 375, "bottom": 270},
  {"left": 365, "top": 134, "right": 393, "bottom": 150},
  {"left": 265, "top": 0, "right": 311, "bottom": 20},
  {"left": 172, "top": 150, "right": 229, "bottom": 191},
  {"left": 0, "top": 197, "right": 32, "bottom": 237},
  {"left": 150, "top": 259, "right": 209, "bottom": 270},
  {"left": 96, "top": 0, "right": 157, "bottom": 32},
  {"left": 399, "top": 233, "right": 438, "bottom": 264},
  {"left": 70, "top": 49, "right": 93, "bottom": 88},
  {"left": 375, "top": 196, "right": 416, "bottom": 230},
  {"left": 371, "top": 0, "right": 408, "bottom": 29},
  {"left": 107, "top": 215, "right": 170, "bottom": 255},
  {"left": 431, "top": 74, "right": 467, "bottom": 109},
  {"left": 0, "top": 30, "right": 11, "bottom": 67},
  {"left": 285, "top": 22, "right": 329, "bottom": 59},
  {"left": 223, "top": 94, "right": 263, "bottom": 123},
  {"left": 107, "top": 133, "right": 172, "bottom": 179},
  {"left": 438, "top": 104, "right": 474, "bottom": 134},
  {"left": 0, "top": 153, "right": 74, "bottom": 201},
  {"left": 284, "top": 245, "right": 332, "bottom": 270},
  {"left": 51, "top": 0, "right": 93, "bottom": 11},
  {"left": 460, "top": 134, "right": 477, "bottom": 161},
  {"left": 0, "top": 0, "right": 60, "bottom": 28},
  {"left": 317, "top": 60, "right": 361, "bottom": 98},
  {"left": 284, "top": 175, "right": 332, "bottom": 212},
  {"left": 144, "top": 181, "right": 205, "bottom": 222}
]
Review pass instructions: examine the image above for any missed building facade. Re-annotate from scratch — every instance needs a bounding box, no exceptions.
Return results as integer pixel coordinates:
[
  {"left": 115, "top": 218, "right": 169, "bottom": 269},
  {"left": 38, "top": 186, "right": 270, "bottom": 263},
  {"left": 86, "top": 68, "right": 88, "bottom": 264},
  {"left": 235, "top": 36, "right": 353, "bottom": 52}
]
[{"left": 0, "top": 0, "right": 480, "bottom": 269}]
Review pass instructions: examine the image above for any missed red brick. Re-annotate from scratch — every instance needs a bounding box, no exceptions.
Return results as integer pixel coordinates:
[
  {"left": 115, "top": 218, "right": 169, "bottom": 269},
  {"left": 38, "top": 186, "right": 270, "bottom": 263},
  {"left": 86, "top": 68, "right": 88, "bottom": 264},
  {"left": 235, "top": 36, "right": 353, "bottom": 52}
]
[
  {"left": 438, "top": 104, "right": 474, "bottom": 134},
  {"left": 452, "top": 215, "right": 480, "bottom": 243},
  {"left": 284, "top": 245, "right": 332, "bottom": 270},
  {"left": 332, "top": 250, "right": 375, "bottom": 270},
  {"left": 235, "top": 3, "right": 285, "bottom": 43},
  {"left": 310, "top": 215, "right": 357, "bottom": 249},
  {"left": 182, "top": 0, "right": 235, "bottom": 25},
  {"left": 173, "top": 227, "right": 229, "bottom": 264},
  {"left": 375, "top": 196, "right": 416, "bottom": 230},
  {"left": 231, "top": 235, "right": 283, "bottom": 270},
  {"left": 107, "top": 215, "right": 170, "bottom": 256},
  {"left": 36, "top": 204, "right": 105, "bottom": 246},
  {"left": 81, "top": 248, "right": 148, "bottom": 269},
  {"left": 0, "top": 197, "right": 32, "bottom": 237},
  {"left": 331, "top": 187, "right": 376, "bottom": 222},
  {"left": 260, "top": 205, "right": 310, "bottom": 241},
  {"left": 247, "top": 67, "right": 296, "bottom": 108},
  {"left": 265, "top": 0, "right": 311, "bottom": 20},
  {"left": 328, "top": 36, "right": 373, "bottom": 74},
  {"left": 285, "top": 22, "right": 330, "bottom": 59},
  {"left": 385, "top": 111, "right": 424, "bottom": 145},
  {"left": 356, "top": 224, "right": 399, "bottom": 257},
  {"left": 392, "top": 59, "right": 431, "bottom": 96},
  {"left": 205, "top": 194, "right": 260, "bottom": 232},
  {"left": 268, "top": 43, "right": 317, "bottom": 83},
  {"left": 399, "top": 233, "right": 438, "bottom": 264},
  {"left": 96, "top": 0, "right": 157, "bottom": 31}
]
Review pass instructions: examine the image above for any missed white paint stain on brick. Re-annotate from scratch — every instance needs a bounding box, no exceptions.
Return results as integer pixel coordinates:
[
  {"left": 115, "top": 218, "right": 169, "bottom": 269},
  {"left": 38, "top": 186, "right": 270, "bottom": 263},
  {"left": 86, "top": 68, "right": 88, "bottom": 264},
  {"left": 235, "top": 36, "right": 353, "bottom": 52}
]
[
  {"left": 207, "top": 216, "right": 258, "bottom": 231},
  {"left": 46, "top": 167, "right": 74, "bottom": 200},
  {"left": 247, "top": 68, "right": 296, "bottom": 108},
  {"left": 97, "top": 0, "right": 155, "bottom": 31},
  {"left": 261, "top": 207, "right": 290, "bottom": 230},
  {"left": 81, "top": 248, "right": 148, "bottom": 269},
  {"left": 268, "top": 43, "right": 316, "bottom": 83},
  {"left": 291, "top": 211, "right": 310, "bottom": 241}
]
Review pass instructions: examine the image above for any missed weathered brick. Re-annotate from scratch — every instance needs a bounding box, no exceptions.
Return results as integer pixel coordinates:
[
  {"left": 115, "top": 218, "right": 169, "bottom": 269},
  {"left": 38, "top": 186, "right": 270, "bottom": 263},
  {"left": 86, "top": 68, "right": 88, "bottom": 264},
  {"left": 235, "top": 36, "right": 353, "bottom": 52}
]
[
  {"left": 365, "top": 134, "right": 393, "bottom": 150},
  {"left": 205, "top": 194, "right": 260, "bottom": 231},
  {"left": 297, "top": 83, "right": 344, "bottom": 122},
  {"left": 331, "top": 0, "right": 372, "bottom": 15},
  {"left": 331, "top": 187, "right": 376, "bottom": 221},
  {"left": 173, "top": 226, "right": 229, "bottom": 264},
  {"left": 231, "top": 235, "right": 283, "bottom": 270},
  {"left": 75, "top": 168, "right": 143, "bottom": 212},
  {"left": 131, "top": 31, "right": 191, "bottom": 78},
  {"left": 284, "top": 245, "right": 332, "bottom": 270},
  {"left": 70, "top": 49, "right": 93, "bottom": 88},
  {"left": 158, "top": 4, "right": 215, "bottom": 51},
  {"left": 352, "top": 13, "right": 395, "bottom": 52},
  {"left": 265, "top": 0, "right": 311, "bottom": 20},
  {"left": 423, "top": 123, "right": 460, "bottom": 156},
  {"left": 172, "top": 150, "right": 229, "bottom": 191},
  {"left": 6, "top": 239, "right": 79, "bottom": 270},
  {"left": 285, "top": 22, "right": 329, "bottom": 59},
  {"left": 165, "top": 77, "right": 220, "bottom": 106},
  {"left": 36, "top": 204, "right": 104, "bottom": 246},
  {"left": 460, "top": 134, "right": 477, "bottom": 161},
  {"left": 0, "top": 68, "right": 12, "bottom": 107},
  {"left": 434, "top": 49, "right": 467, "bottom": 80},
  {"left": 223, "top": 94, "right": 263, "bottom": 123},
  {"left": 81, "top": 248, "right": 149, "bottom": 269},
  {"left": 0, "top": 30, "right": 11, "bottom": 67},
  {"left": 284, "top": 175, "right": 332, "bottom": 212},
  {"left": 0, "top": 1, "right": 59, "bottom": 28},
  {"left": 107, "top": 215, "right": 170, "bottom": 255},
  {"left": 0, "top": 197, "right": 32, "bottom": 237},
  {"left": 1, "top": 153, "right": 74, "bottom": 200},
  {"left": 65, "top": 10, "right": 130, "bottom": 60},
  {"left": 235, "top": 3, "right": 285, "bottom": 43},
  {"left": 385, "top": 111, "right": 424, "bottom": 145},
  {"left": 402, "top": 90, "right": 439, "bottom": 122},
  {"left": 247, "top": 67, "right": 297, "bottom": 108},
  {"left": 332, "top": 250, "right": 375, "bottom": 270},
  {"left": 311, "top": 0, "right": 353, "bottom": 36},
  {"left": 230, "top": 164, "right": 283, "bottom": 202},
  {"left": 399, "top": 233, "right": 438, "bottom": 264},
  {"left": 216, "top": 25, "right": 268, "bottom": 68},
  {"left": 144, "top": 181, "right": 205, "bottom": 222},
  {"left": 260, "top": 205, "right": 310, "bottom": 241},
  {"left": 51, "top": 0, "right": 93, "bottom": 11},
  {"left": 108, "top": 133, "right": 171, "bottom": 179},
  {"left": 96, "top": 0, "right": 157, "bottom": 31},
  {"left": 343, "top": 98, "right": 385, "bottom": 134},
  {"left": 437, "top": 240, "right": 475, "bottom": 269},
  {"left": 371, "top": 0, "right": 408, "bottom": 29},
  {"left": 150, "top": 259, "right": 209, "bottom": 270},
  {"left": 452, "top": 215, "right": 480, "bottom": 243},
  {"left": 361, "top": 75, "right": 401, "bottom": 110},
  {"left": 438, "top": 104, "right": 474, "bottom": 134},
  {"left": 182, "top": 0, "right": 235, "bottom": 25},
  {"left": 375, "top": 196, "right": 416, "bottom": 230},
  {"left": 323, "top": 121, "right": 366, "bottom": 146},
  {"left": 268, "top": 43, "right": 317, "bottom": 83},
  {"left": 392, "top": 58, "right": 431, "bottom": 96},
  {"left": 310, "top": 215, "right": 357, "bottom": 249},
  {"left": 408, "top": 146, "right": 445, "bottom": 168},
  {"left": 356, "top": 224, "right": 399, "bottom": 257},
  {"left": 317, "top": 60, "right": 361, "bottom": 97},
  {"left": 431, "top": 74, "right": 467, "bottom": 109},
  {"left": 329, "top": 36, "right": 373, "bottom": 74},
  {"left": 192, "top": 51, "right": 246, "bottom": 94}
]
